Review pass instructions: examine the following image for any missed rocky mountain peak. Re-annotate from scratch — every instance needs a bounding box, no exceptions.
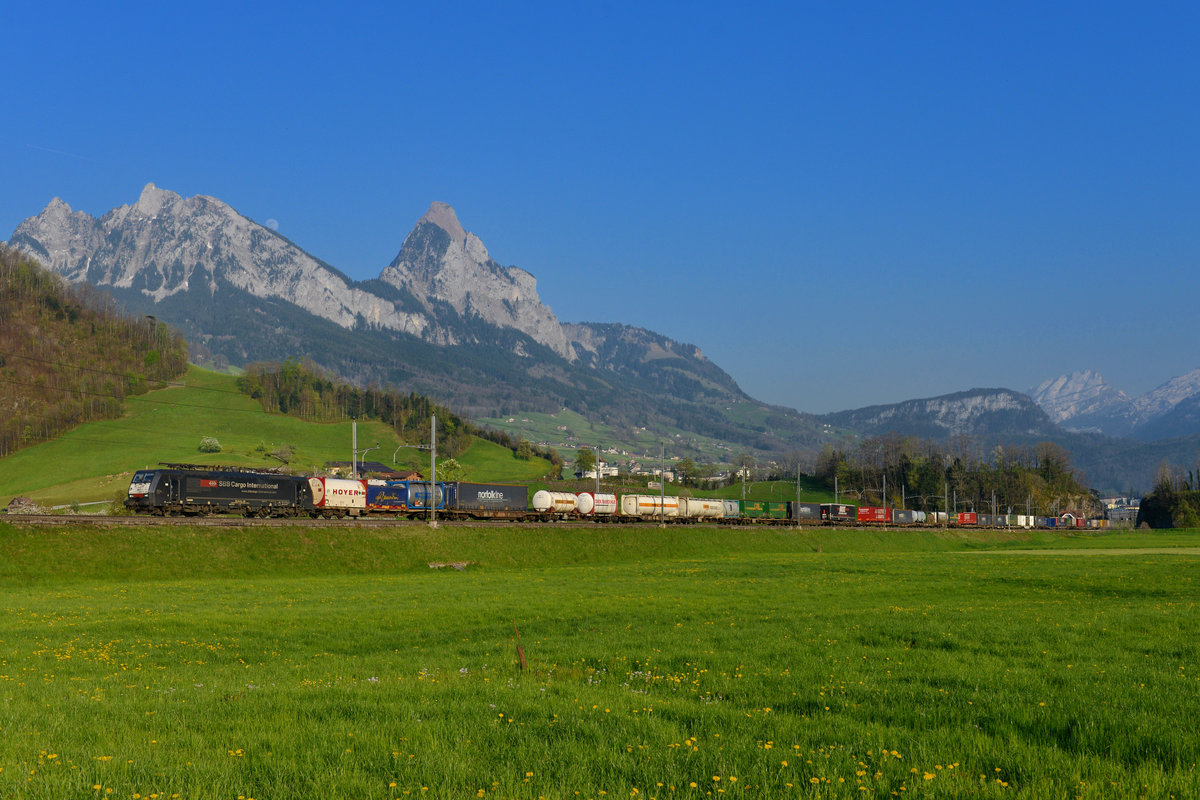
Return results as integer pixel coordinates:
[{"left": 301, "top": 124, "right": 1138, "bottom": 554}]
[
  {"left": 132, "top": 182, "right": 178, "bottom": 217},
  {"left": 381, "top": 204, "right": 572, "bottom": 359},
  {"left": 420, "top": 201, "right": 468, "bottom": 245},
  {"left": 9, "top": 184, "right": 430, "bottom": 333},
  {"left": 1031, "top": 370, "right": 1129, "bottom": 425},
  {"left": 1134, "top": 368, "right": 1200, "bottom": 418}
]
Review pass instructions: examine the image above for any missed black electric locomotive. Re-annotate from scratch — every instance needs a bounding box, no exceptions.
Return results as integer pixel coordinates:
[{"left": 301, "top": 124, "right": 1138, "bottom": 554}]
[{"left": 125, "top": 465, "right": 314, "bottom": 517}]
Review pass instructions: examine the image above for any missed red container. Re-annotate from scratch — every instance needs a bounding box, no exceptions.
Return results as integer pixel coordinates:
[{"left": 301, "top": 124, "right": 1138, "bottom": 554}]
[
  {"left": 956, "top": 512, "right": 978, "bottom": 525},
  {"left": 856, "top": 506, "right": 892, "bottom": 523}
]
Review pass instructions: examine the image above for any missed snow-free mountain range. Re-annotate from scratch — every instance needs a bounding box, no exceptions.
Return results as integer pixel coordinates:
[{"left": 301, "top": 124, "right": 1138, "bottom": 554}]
[{"left": 8, "top": 184, "right": 1200, "bottom": 493}]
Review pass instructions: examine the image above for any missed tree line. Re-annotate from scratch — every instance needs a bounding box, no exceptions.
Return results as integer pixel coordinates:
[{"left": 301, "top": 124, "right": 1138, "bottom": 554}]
[
  {"left": 0, "top": 246, "right": 189, "bottom": 458},
  {"left": 772, "top": 433, "right": 1099, "bottom": 516},
  {"left": 1137, "top": 461, "right": 1200, "bottom": 528}
]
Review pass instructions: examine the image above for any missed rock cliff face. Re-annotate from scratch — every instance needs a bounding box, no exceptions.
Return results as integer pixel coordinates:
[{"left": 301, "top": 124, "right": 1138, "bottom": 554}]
[
  {"left": 379, "top": 202, "right": 575, "bottom": 359},
  {"left": 10, "top": 184, "right": 429, "bottom": 336}
]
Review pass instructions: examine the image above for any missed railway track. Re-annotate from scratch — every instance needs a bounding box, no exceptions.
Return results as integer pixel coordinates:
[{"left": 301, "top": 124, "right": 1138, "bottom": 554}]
[{"left": 0, "top": 513, "right": 650, "bottom": 529}]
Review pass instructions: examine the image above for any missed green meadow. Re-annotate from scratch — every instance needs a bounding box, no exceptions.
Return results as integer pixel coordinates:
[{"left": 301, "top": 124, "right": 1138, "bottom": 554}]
[{"left": 0, "top": 524, "right": 1197, "bottom": 799}]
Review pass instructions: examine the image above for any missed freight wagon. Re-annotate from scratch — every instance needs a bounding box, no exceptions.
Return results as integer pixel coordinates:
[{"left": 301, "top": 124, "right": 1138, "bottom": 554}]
[
  {"left": 739, "top": 500, "right": 789, "bottom": 522},
  {"left": 576, "top": 491, "right": 618, "bottom": 517},
  {"left": 365, "top": 480, "right": 446, "bottom": 516},
  {"left": 820, "top": 503, "right": 857, "bottom": 522},
  {"left": 857, "top": 506, "right": 892, "bottom": 523},
  {"left": 791, "top": 502, "right": 822, "bottom": 522},
  {"left": 620, "top": 494, "right": 680, "bottom": 520},
  {"left": 445, "top": 482, "right": 530, "bottom": 519}
]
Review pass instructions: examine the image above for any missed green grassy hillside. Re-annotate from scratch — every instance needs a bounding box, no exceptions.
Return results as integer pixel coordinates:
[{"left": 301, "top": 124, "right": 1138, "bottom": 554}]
[{"left": 0, "top": 365, "right": 552, "bottom": 507}]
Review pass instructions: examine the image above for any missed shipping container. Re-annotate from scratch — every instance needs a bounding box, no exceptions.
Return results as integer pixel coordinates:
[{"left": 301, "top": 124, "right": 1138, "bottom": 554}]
[
  {"left": 366, "top": 480, "right": 407, "bottom": 511},
  {"left": 721, "top": 499, "right": 741, "bottom": 519},
  {"left": 820, "top": 503, "right": 856, "bottom": 522},
  {"left": 740, "top": 500, "right": 788, "bottom": 520},
  {"left": 679, "top": 497, "right": 725, "bottom": 519},
  {"left": 576, "top": 492, "right": 618, "bottom": 516},
  {"left": 857, "top": 506, "right": 892, "bottom": 523},
  {"left": 620, "top": 494, "right": 680, "bottom": 518},
  {"left": 309, "top": 477, "right": 367, "bottom": 513},
  {"left": 893, "top": 509, "right": 928, "bottom": 525},
  {"left": 405, "top": 481, "right": 446, "bottom": 510},
  {"left": 532, "top": 490, "right": 578, "bottom": 514},
  {"left": 447, "top": 482, "right": 528, "bottom": 513},
  {"left": 791, "top": 502, "right": 822, "bottom": 521},
  {"left": 955, "top": 512, "right": 978, "bottom": 526}
]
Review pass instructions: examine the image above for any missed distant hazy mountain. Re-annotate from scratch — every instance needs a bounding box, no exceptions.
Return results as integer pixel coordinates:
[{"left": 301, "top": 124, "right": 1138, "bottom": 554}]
[
  {"left": 820, "top": 388, "right": 1060, "bottom": 440},
  {"left": 818, "top": 387, "right": 1196, "bottom": 495},
  {"left": 1032, "top": 369, "right": 1200, "bottom": 440},
  {"left": 8, "top": 184, "right": 825, "bottom": 454}
]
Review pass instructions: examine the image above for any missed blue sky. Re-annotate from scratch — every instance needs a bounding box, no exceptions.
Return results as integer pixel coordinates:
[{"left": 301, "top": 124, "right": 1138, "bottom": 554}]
[{"left": 4, "top": 1, "right": 1197, "bottom": 413}]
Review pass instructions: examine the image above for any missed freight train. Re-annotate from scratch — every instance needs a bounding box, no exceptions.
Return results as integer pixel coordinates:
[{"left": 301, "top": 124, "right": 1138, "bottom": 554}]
[{"left": 124, "top": 464, "right": 1090, "bottom": 528}]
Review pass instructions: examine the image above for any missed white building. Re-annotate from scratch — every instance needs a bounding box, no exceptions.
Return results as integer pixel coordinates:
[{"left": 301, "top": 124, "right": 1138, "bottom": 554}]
[{"left": 575, "top": 460, "right": 619, "bottom": 480}]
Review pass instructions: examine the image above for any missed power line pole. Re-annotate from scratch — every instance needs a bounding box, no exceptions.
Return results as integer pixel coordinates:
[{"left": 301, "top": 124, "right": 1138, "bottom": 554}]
[{"left": 430, "top": 414, "right": 437, "bottom": 529}]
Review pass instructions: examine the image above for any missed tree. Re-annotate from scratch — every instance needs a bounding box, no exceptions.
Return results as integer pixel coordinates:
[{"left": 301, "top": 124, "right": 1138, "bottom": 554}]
[
  {"left": 437, "top": 458, "right": 464, "bottom": 481},
  {"left": 574, "top": 446, "right": 596, "bottom": 475},
  {"left": 516, "top": 438, "right": 533, "bottom": 461},
  {"left": 676, "top": 457, "right": 696, "bottom": 485}
]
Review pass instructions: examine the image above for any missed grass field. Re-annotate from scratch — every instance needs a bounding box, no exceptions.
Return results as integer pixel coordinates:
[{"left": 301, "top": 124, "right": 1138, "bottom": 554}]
[
  {"left": 0, "top": 523, "right": 1196, "bottom": 799},
  {"left": 0, "top": 366, "right": 552, "bottom": 508}
]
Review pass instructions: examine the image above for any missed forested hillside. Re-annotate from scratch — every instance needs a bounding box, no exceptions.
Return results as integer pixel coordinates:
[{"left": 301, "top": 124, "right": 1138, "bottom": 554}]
[
  {"left": 0, "top": 246, "right": 188, "bottom": 457},
  {"left": 236, "top": 359, "right": 564, "bottom": 469}
]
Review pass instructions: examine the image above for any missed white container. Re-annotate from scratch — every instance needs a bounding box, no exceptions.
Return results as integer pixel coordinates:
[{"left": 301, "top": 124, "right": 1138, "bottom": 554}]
[
  {"left": 309, "top": 477, "right": 367, "bottom": 511},
  {"left": 679, "top": 497, "right": 724, "bottom": 519},
  {"left": 620, "top": 494, "right": 679, "bottom": 518},
  {"left": 532, "top": 490, "right": 578, "bottom": 513},
  {"left": 576, "top": 492, "right": 618, "bottom": 516}
]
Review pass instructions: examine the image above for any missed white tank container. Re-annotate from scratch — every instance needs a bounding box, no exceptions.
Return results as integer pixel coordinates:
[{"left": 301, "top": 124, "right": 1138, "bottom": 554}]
[
  {"left": 679, "top": 497, "right": 724, "bottom": 519},
  {"left": 620, "top": 494, "right": 679, "bottom": 518},
  {"left": 576, "top": 492, "right": 618, "bottom": 516},
  {"left": 309, "top": 477, "right": 367, "bottom": 511},
  {"left": 532, "top": 490, "right": 578, "bottom": 513}
]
